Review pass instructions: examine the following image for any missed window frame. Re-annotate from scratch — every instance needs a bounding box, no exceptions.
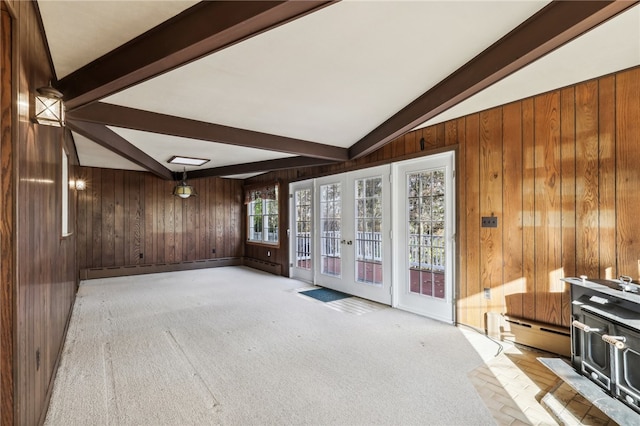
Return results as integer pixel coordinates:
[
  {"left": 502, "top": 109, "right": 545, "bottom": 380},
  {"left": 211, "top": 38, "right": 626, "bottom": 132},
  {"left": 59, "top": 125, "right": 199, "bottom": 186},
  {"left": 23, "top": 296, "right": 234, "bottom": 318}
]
[
  {"left": 61, "top": 146, "right": 71, "bottom": 238},
  {"left": 245, "top": 182, "right": 280, "bottom": 247}
]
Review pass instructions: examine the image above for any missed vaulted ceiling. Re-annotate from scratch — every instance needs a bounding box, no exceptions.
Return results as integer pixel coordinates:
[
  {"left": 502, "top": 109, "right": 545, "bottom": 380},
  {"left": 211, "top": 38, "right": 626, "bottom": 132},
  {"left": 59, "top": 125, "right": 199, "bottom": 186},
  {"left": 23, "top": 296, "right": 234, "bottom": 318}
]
[{"left": 36, "top": 1, "right": 640, "bottom": 180}]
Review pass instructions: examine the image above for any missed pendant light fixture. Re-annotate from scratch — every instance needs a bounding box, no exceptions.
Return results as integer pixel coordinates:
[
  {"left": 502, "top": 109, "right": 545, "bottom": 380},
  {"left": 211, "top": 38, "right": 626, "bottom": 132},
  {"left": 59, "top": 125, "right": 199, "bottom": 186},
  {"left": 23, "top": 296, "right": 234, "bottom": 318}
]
[{"left": 172, "top": 168, "right": 197, "bottom": 199}]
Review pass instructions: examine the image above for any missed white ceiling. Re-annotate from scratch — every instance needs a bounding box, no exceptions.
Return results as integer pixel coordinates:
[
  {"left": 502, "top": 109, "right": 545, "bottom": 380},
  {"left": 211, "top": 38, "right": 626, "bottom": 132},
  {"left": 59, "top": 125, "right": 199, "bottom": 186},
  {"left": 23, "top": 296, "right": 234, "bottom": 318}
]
[
  {"left": 419, "top": 3, "right": 640, "bottom": 128},
  {"left": 37, "top": 1, "right": 640, "bottom": 179}
]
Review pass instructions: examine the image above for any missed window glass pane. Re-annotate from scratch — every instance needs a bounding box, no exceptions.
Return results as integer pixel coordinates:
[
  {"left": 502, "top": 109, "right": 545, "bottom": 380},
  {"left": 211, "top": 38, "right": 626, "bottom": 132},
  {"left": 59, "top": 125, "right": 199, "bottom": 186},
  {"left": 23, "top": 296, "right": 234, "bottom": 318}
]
[
  {"left": 407, "top": 170, "right": 446, "bottom": 299},
  {"left": 320, "top": 183, "right": 341, "bottom": 277},
  {"left": 354, "top": 177, "right": 382, "bottom": 286},
  {"left": 295, "top": 188, "right": 312, "bottom": 270}
]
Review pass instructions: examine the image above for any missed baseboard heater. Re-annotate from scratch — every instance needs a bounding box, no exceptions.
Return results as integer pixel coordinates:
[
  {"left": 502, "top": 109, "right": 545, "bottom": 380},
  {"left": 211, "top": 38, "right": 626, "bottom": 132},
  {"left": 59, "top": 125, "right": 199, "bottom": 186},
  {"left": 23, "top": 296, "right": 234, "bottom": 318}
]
[
  {"left": 80, "top": 257, "right": 242, "bottom": 280},
  {"left": 242, "top": 257, "right": 282, "bottom": 275},
  {"left": 499, "top": 314, "right": 571, "bottom": 357}
]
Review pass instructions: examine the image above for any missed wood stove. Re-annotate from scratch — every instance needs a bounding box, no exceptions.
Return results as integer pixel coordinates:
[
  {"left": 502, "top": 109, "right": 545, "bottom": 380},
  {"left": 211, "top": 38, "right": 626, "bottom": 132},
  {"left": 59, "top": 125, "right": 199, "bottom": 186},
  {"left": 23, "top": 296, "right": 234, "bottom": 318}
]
[{"left": 565, "top": 276, "right": 640, "bottom": 413}]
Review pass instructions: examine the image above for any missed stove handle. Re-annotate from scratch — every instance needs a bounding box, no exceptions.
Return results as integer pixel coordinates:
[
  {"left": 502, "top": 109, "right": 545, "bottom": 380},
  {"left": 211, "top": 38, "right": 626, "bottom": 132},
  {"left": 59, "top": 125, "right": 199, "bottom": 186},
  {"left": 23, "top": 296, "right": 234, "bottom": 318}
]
[
  {"left": 602, "top": 334, "right": 626, "bottom": 350},
  {"left": 572, "top": 320, "right": 600, "bottom": 333}
]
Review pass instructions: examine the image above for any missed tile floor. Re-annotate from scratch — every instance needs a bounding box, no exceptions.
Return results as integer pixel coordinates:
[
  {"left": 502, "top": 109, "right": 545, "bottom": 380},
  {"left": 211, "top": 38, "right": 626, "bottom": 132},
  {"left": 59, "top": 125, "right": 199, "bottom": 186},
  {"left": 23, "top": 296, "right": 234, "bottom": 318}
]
[{"left": 461, "top": 328, "right": 619, "bottom": 425}]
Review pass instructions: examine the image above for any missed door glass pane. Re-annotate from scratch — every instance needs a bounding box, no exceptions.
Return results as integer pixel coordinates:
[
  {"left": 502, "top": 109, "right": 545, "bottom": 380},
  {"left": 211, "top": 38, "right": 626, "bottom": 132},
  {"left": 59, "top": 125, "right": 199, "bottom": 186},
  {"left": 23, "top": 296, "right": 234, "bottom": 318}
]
[
  {"left": 295, "top": 189, "right": 312, "bottom": 270},
  {"left": 320, "top": 183, "right": 341, "bottom": 277},
  {"left": 355, "top": 177, "right": 383, "bottom": 285},
  {"left": 407, "top": 170, "right": 446, "bottom": 299}
]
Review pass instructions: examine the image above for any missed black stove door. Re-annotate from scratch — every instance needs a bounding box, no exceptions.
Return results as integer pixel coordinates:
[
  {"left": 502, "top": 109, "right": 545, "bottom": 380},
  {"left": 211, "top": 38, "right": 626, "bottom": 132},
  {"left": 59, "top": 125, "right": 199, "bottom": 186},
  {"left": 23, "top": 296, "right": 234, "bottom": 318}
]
[
  {"left": 612, "top": 324, "right": 640, "bottom": 413},
  {"left": 579, "top": 310, "right": 613, "bottom": 391}
]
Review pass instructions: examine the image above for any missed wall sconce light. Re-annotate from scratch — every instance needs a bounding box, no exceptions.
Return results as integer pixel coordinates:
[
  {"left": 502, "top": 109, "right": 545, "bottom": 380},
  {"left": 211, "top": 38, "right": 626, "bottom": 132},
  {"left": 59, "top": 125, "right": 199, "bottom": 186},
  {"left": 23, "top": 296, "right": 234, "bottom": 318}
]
[
  {"left": 34, "top": 83, "right": 65, "bottom": 127},
  {"left": 74, "top": 179, "right": 86, "bottom": 191},
  {"left": 172, "top": 168, "right": 197, "bottom": 199}
]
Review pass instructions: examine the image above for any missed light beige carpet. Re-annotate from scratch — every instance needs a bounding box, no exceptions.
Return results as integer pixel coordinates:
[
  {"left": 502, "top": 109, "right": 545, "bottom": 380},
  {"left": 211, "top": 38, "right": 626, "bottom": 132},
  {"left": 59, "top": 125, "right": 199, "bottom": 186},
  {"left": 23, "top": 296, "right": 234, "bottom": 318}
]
[{"left": 45, "top": 266, "right": 495, "bottom": 425}]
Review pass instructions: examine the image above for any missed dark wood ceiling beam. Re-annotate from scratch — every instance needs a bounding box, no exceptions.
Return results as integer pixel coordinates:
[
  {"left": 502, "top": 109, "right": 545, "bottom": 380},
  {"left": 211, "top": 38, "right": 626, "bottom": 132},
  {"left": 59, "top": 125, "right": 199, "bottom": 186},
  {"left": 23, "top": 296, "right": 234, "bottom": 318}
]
[
  {"left": 349, "top": 0, "right": 639, "bottom": 159},
  {"left": 67, "top": 120, "right": 174, "bottom": 180},
  {"left": 67, "top": 102, "right": 349, "bottom": 161},
  {"left": 57, "top": 1, "right": 336, "bottom": 111},
  {"left": 188, "top": 156, "right": 337, "bottom": 179}
]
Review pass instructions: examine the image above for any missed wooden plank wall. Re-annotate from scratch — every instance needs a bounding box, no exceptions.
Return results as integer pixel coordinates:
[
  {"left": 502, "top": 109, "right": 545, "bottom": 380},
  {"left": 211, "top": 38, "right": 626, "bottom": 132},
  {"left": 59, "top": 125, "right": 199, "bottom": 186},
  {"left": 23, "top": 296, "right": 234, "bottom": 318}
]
[
  {"left": 0, "top": 4, "right": 13, "bottom": 425},
  {"left": 77, "top": 168, "right": 243, "bottom": 270},
  {"left": 2, "top": 1, "right": 80, "bottom": 424},
  {"left": 245, "top": 66, "right": 640, "bottom": 330}
]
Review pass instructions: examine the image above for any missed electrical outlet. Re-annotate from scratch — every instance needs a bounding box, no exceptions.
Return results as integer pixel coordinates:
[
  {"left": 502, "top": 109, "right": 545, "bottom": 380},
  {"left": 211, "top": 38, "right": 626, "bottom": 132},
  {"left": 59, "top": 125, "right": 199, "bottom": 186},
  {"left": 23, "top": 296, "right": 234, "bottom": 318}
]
[
  {"left": 212, "top": 248, "right": 216, "bottom": 254},
  {"left": 139, "top": 253, "right": 143, "bottom": 259},
  {"left": 483, "top": 288, "right": 491, "bottom": 299},
  {"left": 267, "top": 250, "right": 271, "bottom": 257},
  {"left": 481, "top": 216, "right": 498, "bottom": 228}
]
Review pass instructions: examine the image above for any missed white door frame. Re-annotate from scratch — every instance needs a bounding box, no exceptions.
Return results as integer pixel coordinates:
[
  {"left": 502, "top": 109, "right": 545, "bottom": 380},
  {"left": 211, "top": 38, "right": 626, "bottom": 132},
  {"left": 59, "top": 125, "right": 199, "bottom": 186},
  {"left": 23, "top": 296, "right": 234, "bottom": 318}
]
[
  {"left": 391, "top": 151, "right": 456, "bottom": 323},
  {"left": 289, "top": 179, "right": 315, "bottom": 283}
]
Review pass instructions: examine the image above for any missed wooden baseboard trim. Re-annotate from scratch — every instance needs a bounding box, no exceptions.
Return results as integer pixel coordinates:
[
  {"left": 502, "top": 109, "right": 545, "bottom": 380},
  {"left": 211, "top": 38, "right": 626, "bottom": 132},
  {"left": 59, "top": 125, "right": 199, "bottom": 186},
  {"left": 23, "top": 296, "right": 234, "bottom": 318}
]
[
  {"left": 242, "top": 257, "right": 282, "bottom": 275},
  {"left": 80, "top": 257, "right": 242, "bottom": 279}
]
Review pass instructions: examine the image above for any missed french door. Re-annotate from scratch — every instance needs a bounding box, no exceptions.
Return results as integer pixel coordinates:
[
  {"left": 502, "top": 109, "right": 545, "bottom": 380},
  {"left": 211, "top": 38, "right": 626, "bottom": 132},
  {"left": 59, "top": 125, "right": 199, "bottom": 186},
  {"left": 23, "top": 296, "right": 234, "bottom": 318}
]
[
  {"left": 392, "top": 152, "right": 455, "bottom": 323},
  {"left": 314, "top": 165, "right": 391, "bottom": 304},
  {"left": 289, "top": 180, "right": 314, "bottom": 283},
  {"left": 289, "top": 155, "right": 455, "bottom": 317}
]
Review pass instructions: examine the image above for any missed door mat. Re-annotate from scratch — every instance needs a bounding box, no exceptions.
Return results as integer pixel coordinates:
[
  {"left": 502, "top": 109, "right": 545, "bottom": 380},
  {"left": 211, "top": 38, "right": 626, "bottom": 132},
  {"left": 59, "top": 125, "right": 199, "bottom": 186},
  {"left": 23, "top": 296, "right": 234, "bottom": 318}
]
[{"left": 299, "top": 288, "right": 352, "bottom": 303}]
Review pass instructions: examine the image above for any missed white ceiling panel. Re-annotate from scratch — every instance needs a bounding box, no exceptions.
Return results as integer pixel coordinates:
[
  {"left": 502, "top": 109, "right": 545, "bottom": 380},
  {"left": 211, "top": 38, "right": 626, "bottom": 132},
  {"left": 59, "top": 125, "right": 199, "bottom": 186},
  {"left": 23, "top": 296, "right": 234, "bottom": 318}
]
[
  {"left": 73, "top": 132, "right": 146, "bottom": 171},
  {"left": 107, "top": 127, "right": 296, "bottom": 173},
  {"left": 38, "top": 0, "right": 198, "bottom": 78},
  {"left": 104, "top": 1, "right": 548, "bottom": 147},
  {"left": 418, "top": 3, "right": 640, "bottom": 128}
]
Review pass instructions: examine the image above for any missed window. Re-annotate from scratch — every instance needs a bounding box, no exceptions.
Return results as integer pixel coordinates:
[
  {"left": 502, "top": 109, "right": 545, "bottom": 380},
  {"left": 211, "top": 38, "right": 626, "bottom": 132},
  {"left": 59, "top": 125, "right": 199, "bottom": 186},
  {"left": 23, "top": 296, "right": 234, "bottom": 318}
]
[
  {"left": 61, "top": 147, "right": 70, "bottom": 236},
  {"left": 245, "top": 183, "right": 279, "bottom": 245}
]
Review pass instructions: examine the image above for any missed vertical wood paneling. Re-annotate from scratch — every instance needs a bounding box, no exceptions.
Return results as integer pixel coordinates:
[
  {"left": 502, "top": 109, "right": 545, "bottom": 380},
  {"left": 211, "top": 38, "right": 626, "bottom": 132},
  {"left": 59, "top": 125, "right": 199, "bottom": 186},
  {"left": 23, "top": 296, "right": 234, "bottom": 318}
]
[
  {"left": 114, "top": 170, "right": 124, "bottom": 266},
  {"left": 91, "top": 168, "right": 102, "bottom": 266},
  {"left": 165, "top": 183, "right": 175, "bottom": 263},
  {"left": 455, "top": 117, "right": 467, "bottom": 326},
  {"left": 560, "top": 87, "right": 576, "bottom": 326},
  {"left": 534, "top": 92, "right": 562, "bottom": 326},
  {"left": 0, "top": 6, "right": 13, "bottom": 423},
  {"left": 392, "top": 134, "right": 405, "bottom": 159},
  {"left": 131, "top": 172, "right": 142, "bottom": 264},
  {"left": 76, "top": 170, "right": 87, "bottom": 274},
  {"left": 404, "top": 130, "right": 416, "bottom": 155},
  {"left": 598, "top": 76, "right": 616, "bottom": 279},
  {"left": 215, "top": 178, "right": 224, "bottom": 256},
  {"left": 101, "top": 169, "right": 115, "bottom": 266},
  {"left": 502, "top": 102, "right": 524, "bottom": 319},
  {"left": 185, "top": 182, "right": 196, "bottom": 261},
  {"left": 174, "top": 192, "right": 183, "bottom": 261},
  {"left": 144, "top": 173, "right": 154, "bottom": 264},
  {"left": 123, "top": 171, "right": 131, "bottom": 264},
  {"left": 575, "top": 81, "right": 599, "bottom": 278},
  {"left": 522, "top": 98, "right": 536, "bottom": 321},
  {"left": 78, "top": 170, "right": 244, "bottom": 269},
  {"left": 479, "top": 108, "right": 504, "bottom": 314},
  {"left": 616, "top": 68, "right": 640, "bottom": 278},
  {"left": 445, "top": 120, "right": 458, "bottom": 147},
  {"left": 464, "top": 114, "right": 481, "bottom": 328},
  {"left": 9, "top": 2, "right": 79, "bottom": 422},
  {"left": 155, "top": 177, "right": 165, "bottom": 263}
]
